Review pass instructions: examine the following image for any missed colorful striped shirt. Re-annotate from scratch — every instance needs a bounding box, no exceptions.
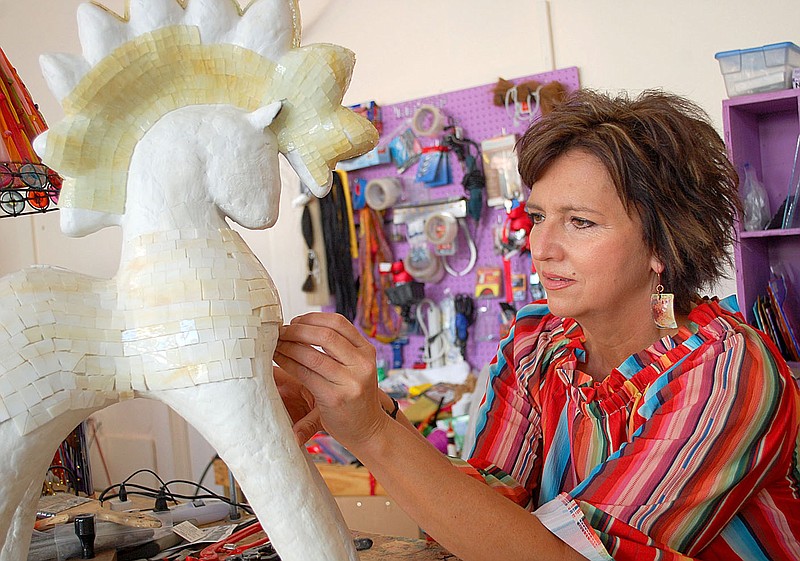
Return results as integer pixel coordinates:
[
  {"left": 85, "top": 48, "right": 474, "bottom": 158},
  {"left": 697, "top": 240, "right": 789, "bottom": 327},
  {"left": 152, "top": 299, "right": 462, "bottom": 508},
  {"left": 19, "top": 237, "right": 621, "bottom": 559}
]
[{"left": 465, "top": 296, "right": 800, "bottom": 560}]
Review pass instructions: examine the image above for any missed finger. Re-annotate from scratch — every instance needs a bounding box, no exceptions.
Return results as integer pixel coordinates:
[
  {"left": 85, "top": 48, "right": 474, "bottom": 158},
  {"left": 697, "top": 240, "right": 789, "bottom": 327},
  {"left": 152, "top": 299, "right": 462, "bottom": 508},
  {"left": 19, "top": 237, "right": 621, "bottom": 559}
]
[
  {"left": 273, "top": 348, "right": 344, "bottom": 394},
  {"left": 278, "top": 324, "right": 375, "bottom": 371},
  {"left": 275, "top": 334, "right": 360, "bottom": 384},
  {"left": 294, "top": 408, "right": 322, "bottom": 445},
  {"left": 288, "top": 312, "right": 372, "bottom": 350},
  {"left": 273, "top": 366, "right": 307, "bottom": 422},
  {"left": 272, "top": 364, "right": 295, "bottom": 386},
  {"left": 273, "top": 364, "right": 303, "bottom": 396}
]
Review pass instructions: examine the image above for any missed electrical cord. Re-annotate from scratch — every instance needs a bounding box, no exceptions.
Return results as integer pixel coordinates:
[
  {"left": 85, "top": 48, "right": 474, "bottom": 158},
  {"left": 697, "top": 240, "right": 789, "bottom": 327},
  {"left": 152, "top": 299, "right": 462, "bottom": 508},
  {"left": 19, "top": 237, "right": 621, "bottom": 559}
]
[
  {"left": 98, "top": 478, "right": 254, "bottom": 515},
  {"left": 98, "top": 468, "right": 178, "bottom": 508},
  {"left": 46, "top": 465, "right": 80, "bottom": 496},
  {"left": 193, "top": 453, "right": 220, "bottom": 497}
]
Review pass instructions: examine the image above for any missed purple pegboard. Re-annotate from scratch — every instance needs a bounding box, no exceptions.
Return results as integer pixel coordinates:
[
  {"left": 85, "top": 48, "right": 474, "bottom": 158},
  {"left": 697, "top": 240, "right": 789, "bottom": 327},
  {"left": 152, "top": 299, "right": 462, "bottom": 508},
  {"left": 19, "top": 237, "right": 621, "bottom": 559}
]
[{"left": 332, "top": 67, "right": 581, "bottom": 371}]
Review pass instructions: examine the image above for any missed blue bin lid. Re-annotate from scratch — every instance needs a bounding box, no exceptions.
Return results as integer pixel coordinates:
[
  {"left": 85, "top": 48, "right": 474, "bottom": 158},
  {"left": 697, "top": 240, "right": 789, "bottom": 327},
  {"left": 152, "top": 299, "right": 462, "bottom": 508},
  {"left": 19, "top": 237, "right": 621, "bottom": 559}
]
[{"left": 715, "top": 41, "right": 800, "bottom": 59}]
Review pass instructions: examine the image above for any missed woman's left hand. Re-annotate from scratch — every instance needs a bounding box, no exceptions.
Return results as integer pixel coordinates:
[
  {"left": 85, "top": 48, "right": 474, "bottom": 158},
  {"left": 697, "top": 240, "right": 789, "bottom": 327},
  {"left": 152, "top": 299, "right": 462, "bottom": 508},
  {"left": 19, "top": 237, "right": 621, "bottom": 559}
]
[{"left": 274, "top": 312, "right": 389, "bottom": 451}]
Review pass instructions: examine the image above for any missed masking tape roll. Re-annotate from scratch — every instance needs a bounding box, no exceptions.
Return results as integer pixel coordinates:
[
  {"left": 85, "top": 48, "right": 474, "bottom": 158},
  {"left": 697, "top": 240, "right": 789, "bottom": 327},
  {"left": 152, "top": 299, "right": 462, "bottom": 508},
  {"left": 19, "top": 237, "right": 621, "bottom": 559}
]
[
  {"left": 364, "top": 178, "right": 401, "bottom": 210},
  {"left": 411, "top": 104, "right": 446, "bottom": 137},
  {"left": 424, "top": 212, "right": 458, "bottom": 245}
]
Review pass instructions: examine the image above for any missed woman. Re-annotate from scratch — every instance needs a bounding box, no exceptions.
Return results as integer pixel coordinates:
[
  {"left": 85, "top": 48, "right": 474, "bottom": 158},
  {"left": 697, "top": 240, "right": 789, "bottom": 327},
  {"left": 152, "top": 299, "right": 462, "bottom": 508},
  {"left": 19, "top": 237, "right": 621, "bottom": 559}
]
[{"left": 274, "top": 90, "right": 800, "bottom": 560}]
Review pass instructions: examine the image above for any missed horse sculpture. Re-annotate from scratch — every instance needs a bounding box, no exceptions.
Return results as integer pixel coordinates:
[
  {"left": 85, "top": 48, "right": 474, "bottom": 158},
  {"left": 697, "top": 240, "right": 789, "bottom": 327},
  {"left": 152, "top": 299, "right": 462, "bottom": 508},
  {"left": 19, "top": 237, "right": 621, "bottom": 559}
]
[{"left": 0, "top": 0, "right": 377, "bottom": 559}]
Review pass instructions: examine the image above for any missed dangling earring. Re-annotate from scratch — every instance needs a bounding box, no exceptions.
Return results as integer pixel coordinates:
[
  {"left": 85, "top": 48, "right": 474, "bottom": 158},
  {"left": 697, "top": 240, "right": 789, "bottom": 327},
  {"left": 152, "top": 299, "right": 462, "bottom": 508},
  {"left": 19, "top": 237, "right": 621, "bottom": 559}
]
[{"left": 651, "top": 273, "right": 677, "bottom": 329}]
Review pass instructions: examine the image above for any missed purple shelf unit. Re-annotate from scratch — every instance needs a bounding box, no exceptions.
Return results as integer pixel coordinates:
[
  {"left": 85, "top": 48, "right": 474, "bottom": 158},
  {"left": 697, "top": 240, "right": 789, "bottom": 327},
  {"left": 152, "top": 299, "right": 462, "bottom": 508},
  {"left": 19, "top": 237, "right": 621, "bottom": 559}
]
[
  {"left": 722, "top": 88, "right": 800, "bottom": 371},
  {"left": 331, "top": 67, "right": 581, "bottom": 372}
]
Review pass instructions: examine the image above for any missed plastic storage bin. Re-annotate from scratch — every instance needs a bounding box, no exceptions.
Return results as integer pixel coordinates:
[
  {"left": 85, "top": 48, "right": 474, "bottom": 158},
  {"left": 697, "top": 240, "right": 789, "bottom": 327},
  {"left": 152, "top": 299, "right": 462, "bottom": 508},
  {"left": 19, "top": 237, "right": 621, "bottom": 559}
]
[{"left": 715, "top": 41, "right": 800, "bottom": 97}]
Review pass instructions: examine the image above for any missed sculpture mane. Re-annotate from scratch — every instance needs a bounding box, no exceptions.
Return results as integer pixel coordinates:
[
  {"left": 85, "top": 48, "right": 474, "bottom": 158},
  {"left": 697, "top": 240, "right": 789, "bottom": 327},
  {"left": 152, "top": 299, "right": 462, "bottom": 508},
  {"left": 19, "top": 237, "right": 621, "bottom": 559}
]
[{"left": 37, "top": 0, "right": 377, "bottom": 214}]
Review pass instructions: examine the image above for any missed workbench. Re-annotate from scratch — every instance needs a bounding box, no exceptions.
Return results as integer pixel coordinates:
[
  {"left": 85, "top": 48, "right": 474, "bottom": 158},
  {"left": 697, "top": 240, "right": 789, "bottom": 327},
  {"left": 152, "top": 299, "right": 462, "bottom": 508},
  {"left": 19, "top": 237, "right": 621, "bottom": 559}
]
[
  {"left": 355, "top": 531, "right": 461, "bottom": 560},
  {"left": 58, "top": 533, "right": 460, "bottom": 561},
  {"left": 31, "top": 494, "right": 459, "bottom": 561}
]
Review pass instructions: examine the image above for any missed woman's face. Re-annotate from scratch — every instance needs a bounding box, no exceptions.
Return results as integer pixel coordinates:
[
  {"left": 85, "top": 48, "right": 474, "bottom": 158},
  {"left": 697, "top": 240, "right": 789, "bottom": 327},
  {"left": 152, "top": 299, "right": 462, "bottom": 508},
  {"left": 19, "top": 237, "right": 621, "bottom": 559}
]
[{"left": 524, "top": 149, "right": 660, "bottom": 325}]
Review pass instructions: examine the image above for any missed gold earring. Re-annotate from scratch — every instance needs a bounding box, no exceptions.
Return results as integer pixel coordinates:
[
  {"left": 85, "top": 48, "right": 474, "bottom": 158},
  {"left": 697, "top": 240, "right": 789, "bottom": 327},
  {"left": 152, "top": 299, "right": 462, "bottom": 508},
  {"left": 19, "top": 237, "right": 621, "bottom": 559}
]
[{"left": 651, "top": 273, "right": 677, "bottom": 329}]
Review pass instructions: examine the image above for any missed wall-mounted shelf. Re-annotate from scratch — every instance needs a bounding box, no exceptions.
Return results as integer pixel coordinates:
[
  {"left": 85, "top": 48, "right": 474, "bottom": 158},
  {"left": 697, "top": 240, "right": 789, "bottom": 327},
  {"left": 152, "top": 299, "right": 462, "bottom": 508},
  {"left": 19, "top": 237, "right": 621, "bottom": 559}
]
[
  {"left": 739, "top": 227, "right": 800, "bottom": 239},
  {"left": 722, "top": 87, "right": 800, "bottom": 372}
]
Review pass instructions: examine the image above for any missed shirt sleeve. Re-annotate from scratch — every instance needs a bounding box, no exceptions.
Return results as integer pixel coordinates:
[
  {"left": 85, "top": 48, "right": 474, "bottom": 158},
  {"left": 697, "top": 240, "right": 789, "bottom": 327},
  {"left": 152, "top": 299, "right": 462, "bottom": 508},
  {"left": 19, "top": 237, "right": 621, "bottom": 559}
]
[
  {"left": 466, "top": 303, "right": 553, "bottom": 506},
  {"left": 538, "top": 328, "right": 798, "bottom": 560}
]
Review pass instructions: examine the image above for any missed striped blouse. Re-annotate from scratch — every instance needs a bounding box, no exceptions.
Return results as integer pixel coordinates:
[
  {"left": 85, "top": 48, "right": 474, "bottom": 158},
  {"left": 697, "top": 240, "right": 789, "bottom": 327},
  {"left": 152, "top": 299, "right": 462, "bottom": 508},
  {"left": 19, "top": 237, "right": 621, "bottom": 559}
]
[{"left": 464, "top": 296, "right": 800, "bottom": 560}]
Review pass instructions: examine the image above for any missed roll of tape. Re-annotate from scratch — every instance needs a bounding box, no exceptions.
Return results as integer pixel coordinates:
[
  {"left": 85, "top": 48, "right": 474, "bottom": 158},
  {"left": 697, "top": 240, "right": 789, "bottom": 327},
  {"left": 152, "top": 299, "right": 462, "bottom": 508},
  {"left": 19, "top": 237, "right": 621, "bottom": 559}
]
[
  {"left": 364, "top": 178, "right": 401, "bottom": 210},
  {"left": 424, "top": 212, "right": 458, "bottom": 245},
  {"left": 411, "top": 104, "right": 446, "bottom": 137},
  {"left": 404, "top": 246, "right": 445, "bottom": 284}
]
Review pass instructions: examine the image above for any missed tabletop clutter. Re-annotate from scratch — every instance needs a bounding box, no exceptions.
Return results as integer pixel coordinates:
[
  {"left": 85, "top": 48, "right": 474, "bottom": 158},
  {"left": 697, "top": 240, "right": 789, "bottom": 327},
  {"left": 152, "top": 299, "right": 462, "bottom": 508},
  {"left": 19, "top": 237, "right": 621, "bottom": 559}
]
[{"left": 29, "top": 492, "right": 461, "bottom": 561}]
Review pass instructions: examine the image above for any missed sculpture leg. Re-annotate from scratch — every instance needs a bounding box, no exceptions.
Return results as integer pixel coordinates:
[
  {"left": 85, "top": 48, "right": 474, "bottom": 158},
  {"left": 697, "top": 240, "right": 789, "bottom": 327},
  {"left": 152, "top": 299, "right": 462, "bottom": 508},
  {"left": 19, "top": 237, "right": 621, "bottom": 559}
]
[
  {"left": 154, "top": 358, "right": 359, "bottom": 561},
  {"left": 0, "top": 408, "right": 106, "bottom": 561}
]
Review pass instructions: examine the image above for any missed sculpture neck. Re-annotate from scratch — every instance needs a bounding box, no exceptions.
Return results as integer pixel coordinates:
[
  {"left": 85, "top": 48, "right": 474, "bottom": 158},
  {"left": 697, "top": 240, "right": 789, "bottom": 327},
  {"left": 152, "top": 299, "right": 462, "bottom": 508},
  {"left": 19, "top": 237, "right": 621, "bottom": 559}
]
[
  {"left": 115, "top": 225, "right": 260, "bottom": 293},
  {"left": 119, "top": 181, "right": 230, "bottom": 244}
]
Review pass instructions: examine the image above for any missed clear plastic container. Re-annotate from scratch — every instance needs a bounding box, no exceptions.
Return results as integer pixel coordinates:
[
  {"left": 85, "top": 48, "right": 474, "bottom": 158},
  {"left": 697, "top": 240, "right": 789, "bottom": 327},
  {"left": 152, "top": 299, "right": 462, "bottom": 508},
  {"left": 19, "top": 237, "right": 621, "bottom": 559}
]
[{"left": 715, "top": 41, "right": 800, "bottom": 97}]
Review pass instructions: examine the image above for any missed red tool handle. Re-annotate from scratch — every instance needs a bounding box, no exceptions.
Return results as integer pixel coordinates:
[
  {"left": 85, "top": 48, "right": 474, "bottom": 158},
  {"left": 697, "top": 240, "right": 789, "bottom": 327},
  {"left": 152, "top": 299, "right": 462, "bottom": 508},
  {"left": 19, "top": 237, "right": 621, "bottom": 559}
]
[{"left": 187, "top": 521, "right": 270, "bottom": 561}]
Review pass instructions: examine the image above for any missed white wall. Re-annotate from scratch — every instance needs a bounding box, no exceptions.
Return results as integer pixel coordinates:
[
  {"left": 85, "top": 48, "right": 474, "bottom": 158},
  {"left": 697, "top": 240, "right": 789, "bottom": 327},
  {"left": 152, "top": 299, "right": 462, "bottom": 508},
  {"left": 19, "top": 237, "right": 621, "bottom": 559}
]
[{"left": 1, "top": 0, "right": 798, "bottom": 490}]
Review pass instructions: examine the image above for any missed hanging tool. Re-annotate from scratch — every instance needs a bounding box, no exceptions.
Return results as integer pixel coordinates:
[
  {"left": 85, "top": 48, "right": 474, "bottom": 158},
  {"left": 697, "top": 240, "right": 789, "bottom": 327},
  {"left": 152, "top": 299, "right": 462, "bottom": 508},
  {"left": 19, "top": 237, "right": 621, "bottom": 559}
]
[
  {"left": 454, "top": 294, "right": 475, "bottom": 361},
  {"left": 496, "top": 203, "right": 533, "bottom": 304},
  {"left": 442, "top": 127, "right": 485, "bottom": 221}
]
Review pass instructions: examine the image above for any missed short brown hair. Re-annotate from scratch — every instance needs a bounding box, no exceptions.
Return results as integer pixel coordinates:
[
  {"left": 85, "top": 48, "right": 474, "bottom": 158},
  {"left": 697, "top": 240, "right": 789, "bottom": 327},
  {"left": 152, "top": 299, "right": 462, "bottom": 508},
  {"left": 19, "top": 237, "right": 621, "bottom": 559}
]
[{"left": 516, "top": 89, "right": 741, "bottom": 314}]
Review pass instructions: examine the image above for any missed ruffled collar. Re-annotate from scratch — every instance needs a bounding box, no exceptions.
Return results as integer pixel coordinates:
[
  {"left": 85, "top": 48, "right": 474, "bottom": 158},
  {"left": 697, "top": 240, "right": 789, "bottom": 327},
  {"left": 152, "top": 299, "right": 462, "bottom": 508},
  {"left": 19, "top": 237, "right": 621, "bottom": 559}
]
[{"left": 551, "top": 297, "right": 741, "bottom": 408}]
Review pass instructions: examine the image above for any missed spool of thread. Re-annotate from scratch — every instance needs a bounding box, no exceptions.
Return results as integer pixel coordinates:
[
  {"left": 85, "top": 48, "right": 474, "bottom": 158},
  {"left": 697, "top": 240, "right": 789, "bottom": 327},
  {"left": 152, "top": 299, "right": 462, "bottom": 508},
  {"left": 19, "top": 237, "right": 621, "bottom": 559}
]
[
  {"left": 424, "top": 212, "right": 458, "bottom": 245},
  {"left": 411, "top": 104, "right": 446, "bottom": 137},
  {"left": 364, "top": 178, "right": 401, "bottom": 210}
]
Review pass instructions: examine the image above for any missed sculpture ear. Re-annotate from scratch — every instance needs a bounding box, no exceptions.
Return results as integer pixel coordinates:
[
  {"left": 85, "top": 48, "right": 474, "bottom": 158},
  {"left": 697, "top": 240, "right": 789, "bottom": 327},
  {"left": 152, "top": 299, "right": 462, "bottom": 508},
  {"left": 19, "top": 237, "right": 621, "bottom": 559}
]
[{"left": 248, "top": 100, "right": 283, "bottom": 130}]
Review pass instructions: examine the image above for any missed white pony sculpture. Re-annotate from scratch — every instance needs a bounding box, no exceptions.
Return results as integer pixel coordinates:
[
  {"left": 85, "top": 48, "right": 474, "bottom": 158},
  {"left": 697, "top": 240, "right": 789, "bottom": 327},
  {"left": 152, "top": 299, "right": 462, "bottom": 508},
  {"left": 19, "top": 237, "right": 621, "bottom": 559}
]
[{"left": 0, "top": 0, "right": 377, "bottom": 559}]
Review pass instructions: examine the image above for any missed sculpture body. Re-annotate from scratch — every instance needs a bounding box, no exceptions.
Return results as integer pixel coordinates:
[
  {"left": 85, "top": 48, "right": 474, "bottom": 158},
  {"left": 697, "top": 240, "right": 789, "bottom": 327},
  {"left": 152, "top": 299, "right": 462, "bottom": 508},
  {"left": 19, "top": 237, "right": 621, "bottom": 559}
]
[{"left": 0, "top": 1, "right": 377, "bottom": 559}]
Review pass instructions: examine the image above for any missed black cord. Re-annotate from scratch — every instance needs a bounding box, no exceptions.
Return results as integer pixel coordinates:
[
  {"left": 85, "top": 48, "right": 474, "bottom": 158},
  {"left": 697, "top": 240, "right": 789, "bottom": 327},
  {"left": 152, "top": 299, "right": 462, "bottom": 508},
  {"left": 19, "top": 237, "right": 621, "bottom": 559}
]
[
  {"left": 121, "top": 468, "right": 169, "bottom": 488},
  {"left": 193, "top": 453, "right": 220, "bottom": 497},
  {"left": 98, "top": 469, "right": 177, "bottom": 504},
  {"left": 99, "top": 475, "right": 254, "bottom": 515},
  {"left": 47, "top": 465, "right": 80, "bottom": 496}
]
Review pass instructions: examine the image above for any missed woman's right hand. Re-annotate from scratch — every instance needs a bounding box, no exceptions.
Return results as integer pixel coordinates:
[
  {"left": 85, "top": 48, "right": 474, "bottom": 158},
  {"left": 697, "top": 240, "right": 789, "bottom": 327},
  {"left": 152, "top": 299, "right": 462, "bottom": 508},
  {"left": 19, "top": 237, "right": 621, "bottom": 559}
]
[{"left": 273, "top": 312, "right": 390, "bottom": 451}]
